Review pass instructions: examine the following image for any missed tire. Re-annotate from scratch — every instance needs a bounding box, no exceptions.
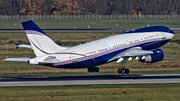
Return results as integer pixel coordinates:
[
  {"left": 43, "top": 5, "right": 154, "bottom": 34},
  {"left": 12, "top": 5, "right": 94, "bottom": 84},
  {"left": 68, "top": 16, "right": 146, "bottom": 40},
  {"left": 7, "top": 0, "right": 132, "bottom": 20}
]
[
  {"left": 118, "top": 69, "right": 122, "bottom": 74},
  {"left": 95, "top": 67, "right": 99, "bottom": 72},
  {"left": 125, "top": 69, "right": 130, "bottom": 74},
  {"left": 91, "top": 68, "right": 95, "bottom": 72},
  {"left": 121, "top": 69, "right": 126, "bottom": 74},
  {"left": 88, "top": 68, "right": 92, "bottom": 72}
]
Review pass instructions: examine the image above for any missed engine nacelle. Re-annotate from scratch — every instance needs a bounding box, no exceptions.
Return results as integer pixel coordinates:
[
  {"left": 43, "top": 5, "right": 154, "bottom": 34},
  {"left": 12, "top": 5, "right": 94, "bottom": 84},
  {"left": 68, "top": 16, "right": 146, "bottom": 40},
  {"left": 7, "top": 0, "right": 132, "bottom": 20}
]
[{"left": 140, "top": 49, "right": 164, "bottom": 63}]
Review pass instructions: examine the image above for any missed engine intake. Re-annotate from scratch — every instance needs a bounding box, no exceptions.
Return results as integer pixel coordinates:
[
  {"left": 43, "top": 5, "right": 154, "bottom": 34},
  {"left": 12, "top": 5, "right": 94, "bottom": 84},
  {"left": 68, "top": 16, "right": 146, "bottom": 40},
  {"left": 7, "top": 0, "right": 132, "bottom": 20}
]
[{"left": 140, "top": 49, "right": 164, "bottom": 63}]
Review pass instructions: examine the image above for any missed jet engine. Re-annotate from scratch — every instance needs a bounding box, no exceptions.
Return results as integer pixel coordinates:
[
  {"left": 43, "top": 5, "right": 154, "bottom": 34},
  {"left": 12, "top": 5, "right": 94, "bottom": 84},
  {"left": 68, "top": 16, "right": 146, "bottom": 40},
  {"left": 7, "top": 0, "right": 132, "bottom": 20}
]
[{"left": 139, "top": 49, "right": 164, "bottom": 63}]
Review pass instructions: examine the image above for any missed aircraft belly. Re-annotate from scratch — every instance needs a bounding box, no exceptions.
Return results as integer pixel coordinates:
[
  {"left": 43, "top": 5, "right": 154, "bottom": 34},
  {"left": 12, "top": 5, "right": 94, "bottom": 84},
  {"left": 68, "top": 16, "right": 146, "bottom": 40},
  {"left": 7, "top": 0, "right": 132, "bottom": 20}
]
[
  {"left": 53, "top": 59, "right": 96, "bottom": 69},
  {"left": 52, "top": 49, "right": 127, "bottom": 69}
]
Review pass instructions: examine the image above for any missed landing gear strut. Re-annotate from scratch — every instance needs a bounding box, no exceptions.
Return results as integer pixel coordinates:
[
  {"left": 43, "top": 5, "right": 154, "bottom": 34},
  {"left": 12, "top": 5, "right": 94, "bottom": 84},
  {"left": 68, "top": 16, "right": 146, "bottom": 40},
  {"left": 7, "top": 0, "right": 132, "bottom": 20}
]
[
  {"left": 88, "top": 67, "right": 99, "bottom": 72},
  {"left": 117, "top": 59, "right": 130, "bottom": 74}
]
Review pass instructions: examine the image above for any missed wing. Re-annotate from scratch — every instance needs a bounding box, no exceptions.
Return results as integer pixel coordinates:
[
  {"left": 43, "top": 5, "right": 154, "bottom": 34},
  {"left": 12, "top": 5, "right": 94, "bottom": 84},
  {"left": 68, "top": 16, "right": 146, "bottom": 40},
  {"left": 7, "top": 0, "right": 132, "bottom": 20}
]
[
  {"left": 108, "top": 47, "right": 154, "bottom": 63},
  {"left": 15, "top": 43, "right": 32, "bottom": 49},
  {"left": 3, "top": 57, "right": 34, "bottom": 62}
]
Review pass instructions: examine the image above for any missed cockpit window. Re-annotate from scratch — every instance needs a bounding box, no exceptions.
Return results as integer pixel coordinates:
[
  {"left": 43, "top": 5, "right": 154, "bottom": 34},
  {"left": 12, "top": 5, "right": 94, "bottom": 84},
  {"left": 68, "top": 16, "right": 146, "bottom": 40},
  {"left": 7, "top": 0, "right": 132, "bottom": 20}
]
[{"left": 168, "top": 29, "right": 171, "bottom": 32}]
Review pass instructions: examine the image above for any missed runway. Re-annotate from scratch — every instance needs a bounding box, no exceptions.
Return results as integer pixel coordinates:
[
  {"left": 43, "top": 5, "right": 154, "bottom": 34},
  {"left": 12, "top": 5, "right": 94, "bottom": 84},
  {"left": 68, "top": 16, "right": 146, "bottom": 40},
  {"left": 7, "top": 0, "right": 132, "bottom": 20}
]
[
  {"left": 0, "top": 74, "right": 180, "bottom": 87},
  {"left": 0, "top": 28, "right": 180, "bottom": 32}
]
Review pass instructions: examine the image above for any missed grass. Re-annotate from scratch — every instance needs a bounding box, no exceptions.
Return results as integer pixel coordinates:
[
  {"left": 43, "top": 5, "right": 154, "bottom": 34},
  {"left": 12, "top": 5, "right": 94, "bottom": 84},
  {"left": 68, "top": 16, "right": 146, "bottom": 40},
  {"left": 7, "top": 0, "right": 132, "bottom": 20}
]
[
  {"left": 1, "top": 19, "right": 180, "bottom": 29},
  {"left": 0, "top": 84, "right": 180, "bottom": 101}
]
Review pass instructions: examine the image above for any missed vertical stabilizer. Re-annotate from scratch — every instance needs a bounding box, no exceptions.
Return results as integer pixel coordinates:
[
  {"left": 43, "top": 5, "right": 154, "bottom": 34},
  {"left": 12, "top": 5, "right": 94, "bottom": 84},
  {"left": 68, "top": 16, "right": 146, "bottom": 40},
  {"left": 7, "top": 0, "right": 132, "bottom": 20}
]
[{"left": 22, "top": 20, "right": 66, "bottom": 57}]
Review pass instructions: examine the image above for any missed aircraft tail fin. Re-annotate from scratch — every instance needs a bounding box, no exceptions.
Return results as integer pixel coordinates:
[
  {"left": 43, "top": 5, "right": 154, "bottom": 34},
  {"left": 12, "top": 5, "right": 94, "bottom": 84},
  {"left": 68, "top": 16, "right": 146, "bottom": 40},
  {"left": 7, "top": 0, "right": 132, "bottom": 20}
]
[{"left": 22, "top": 20, "right": 66, "bottom": 57}]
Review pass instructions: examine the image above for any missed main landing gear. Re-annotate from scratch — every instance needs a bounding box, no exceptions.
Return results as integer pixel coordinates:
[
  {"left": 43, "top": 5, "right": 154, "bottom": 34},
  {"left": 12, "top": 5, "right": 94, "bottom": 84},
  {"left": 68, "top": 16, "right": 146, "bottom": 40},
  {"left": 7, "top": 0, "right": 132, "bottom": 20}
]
[
  {"left": 117, "top": 59, "right": 130, "bottom": 74},
  {"left": 88, "top": 67, "right": 99, "bottom": 72},
  {"left": 118, "top": 69, "right": 130, "bottom": 74}
]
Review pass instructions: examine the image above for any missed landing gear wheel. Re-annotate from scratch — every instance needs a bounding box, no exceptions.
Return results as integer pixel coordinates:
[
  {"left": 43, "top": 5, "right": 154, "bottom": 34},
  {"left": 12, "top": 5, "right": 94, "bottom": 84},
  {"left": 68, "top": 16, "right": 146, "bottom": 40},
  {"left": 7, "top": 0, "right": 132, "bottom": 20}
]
[
  {"left": 125, "top": 69, "right": 130, "bottom": 74},
  {"left": 91, "top": 68, "right": 95, "bottom": 72},
  {"left": 117, "top": 69, "right": 130, "bottom": 74},
  {"left": 118, "top": 69, "right": 121, "bottom": 73},
  {"left": 87, "top": 67, "right": 99, "bottom": 72},
  {"left": 88, "top": 68, "right": 92, "bottom": 72},
  {"left": 121, "top": 69, "right": 126, "bottom": 74},
  {"left": 95, "top": 67, "right": 99, "bottom": 72}
]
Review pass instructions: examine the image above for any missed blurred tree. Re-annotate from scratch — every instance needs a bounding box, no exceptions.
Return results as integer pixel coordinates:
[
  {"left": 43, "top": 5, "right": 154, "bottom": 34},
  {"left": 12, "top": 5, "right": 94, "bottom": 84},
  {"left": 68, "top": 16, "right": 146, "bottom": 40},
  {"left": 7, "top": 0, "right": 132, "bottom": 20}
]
[
  {"left": 109, "top": 0, "right": 123, "bottom": 15},
  {"left": 65, "top": 0, "right": 81, "bottom": 15},
  {"left": 0, "top": 0, "right": 19, "bottom": 15},
  {"left": 52, "top": 0, "right": 81, "bottom": 15},
  {"left": 94, "top": 0, "right": 110, "bottom": 14},
  {"left": 76, "top": 0, "right": 96, "bottom": 14},
  {"left": 0, "top": 0, "right": 2, "bottom": 4},
  {"left": 19, "top": 0, "right": 45, "bottom": 15},
  {"left": 0, "top": 0, "right": 180, "bottom": 15},
  {"left": 19, "top": 8, "right": 26, "bottom": 15},
  {"left": 52, "top": 0, "right": 65, "bottom": 15},
  {"left": 41, "top": 0, "right": 54, "bottom": 15}
]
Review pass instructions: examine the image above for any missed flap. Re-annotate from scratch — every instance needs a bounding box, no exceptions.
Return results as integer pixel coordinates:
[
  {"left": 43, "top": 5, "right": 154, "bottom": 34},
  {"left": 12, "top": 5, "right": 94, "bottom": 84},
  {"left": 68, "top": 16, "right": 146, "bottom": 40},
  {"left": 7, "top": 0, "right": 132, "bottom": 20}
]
[{"left": 108, "top": 47, "right": 153, "bottom": 62}]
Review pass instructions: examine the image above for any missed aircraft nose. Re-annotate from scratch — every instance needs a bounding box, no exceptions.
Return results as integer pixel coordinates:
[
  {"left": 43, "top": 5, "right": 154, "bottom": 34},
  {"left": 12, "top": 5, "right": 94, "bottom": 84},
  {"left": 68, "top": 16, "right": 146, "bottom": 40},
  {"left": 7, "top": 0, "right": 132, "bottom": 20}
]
[
  {"left": 170, "top": 30, "right": 175, "bottom": 35},
  {"left": 167, "top": 30, "right": 175, "bottom": 39}
]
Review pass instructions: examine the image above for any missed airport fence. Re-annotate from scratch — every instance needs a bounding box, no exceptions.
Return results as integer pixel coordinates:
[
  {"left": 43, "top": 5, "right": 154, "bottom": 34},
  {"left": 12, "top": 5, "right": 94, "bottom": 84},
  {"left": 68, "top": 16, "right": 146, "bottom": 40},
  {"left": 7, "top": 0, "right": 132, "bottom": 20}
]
[{"left": 1, "top": 15, "right": 180, "bottom": 20}]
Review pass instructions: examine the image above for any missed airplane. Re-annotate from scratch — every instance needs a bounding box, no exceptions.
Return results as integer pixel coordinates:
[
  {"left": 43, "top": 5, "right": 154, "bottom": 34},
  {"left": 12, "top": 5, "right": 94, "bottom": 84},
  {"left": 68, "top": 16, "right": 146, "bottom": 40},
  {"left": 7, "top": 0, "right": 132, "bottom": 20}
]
[{"left": 3, "top": 20, "right": 175, "bottom": 74}]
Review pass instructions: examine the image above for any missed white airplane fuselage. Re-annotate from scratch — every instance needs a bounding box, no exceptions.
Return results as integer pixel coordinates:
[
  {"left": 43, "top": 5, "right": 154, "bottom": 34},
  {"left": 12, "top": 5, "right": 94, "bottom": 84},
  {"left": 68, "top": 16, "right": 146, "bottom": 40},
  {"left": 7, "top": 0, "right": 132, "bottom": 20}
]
[{"left": 29, "top": 29, "right": 174, "bottom": 69}]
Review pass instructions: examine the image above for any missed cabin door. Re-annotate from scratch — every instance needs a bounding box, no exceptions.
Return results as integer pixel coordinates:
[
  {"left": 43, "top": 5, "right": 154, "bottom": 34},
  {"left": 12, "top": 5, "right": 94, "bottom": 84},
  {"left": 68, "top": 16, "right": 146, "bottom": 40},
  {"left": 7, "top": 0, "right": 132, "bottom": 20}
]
[
  {"left": 161, "top": 33, "right": 166, "bottom": 39},
  {"left": 71, "top": 51, "right": 78, "bottom": 63}
]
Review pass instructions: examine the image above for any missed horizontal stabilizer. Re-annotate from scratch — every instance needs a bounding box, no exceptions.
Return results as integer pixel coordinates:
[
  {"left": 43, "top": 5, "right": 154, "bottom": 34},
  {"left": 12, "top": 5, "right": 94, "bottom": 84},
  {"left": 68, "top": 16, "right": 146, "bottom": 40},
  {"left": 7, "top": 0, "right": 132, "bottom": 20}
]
[
  {"left": 15, "top": 43, "right": 70, "bottom": 50},
  {"left": 15, "top": 43, "right": 32, "bottom": 49},
  {"left": 3, "top": 57, "right": 34, "bottom": 62}
]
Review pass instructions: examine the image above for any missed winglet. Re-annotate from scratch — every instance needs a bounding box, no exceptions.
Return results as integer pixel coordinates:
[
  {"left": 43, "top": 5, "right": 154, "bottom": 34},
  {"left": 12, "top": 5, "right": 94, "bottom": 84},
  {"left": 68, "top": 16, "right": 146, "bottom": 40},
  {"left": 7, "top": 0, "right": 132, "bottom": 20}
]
[{"left": 15, "top": 43, "right": 19, "bottom": 49}]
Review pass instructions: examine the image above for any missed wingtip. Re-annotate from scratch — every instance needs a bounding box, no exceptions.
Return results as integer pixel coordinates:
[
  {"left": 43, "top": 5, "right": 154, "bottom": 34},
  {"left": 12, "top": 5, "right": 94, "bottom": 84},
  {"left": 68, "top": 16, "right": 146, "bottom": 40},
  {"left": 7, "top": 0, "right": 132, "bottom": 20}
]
[
  {"left": 2, "top": 58, "right": 9, "bottom": 61},
  {"left": 14, "top": 43, "right": 19, "bottom": 49}
]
